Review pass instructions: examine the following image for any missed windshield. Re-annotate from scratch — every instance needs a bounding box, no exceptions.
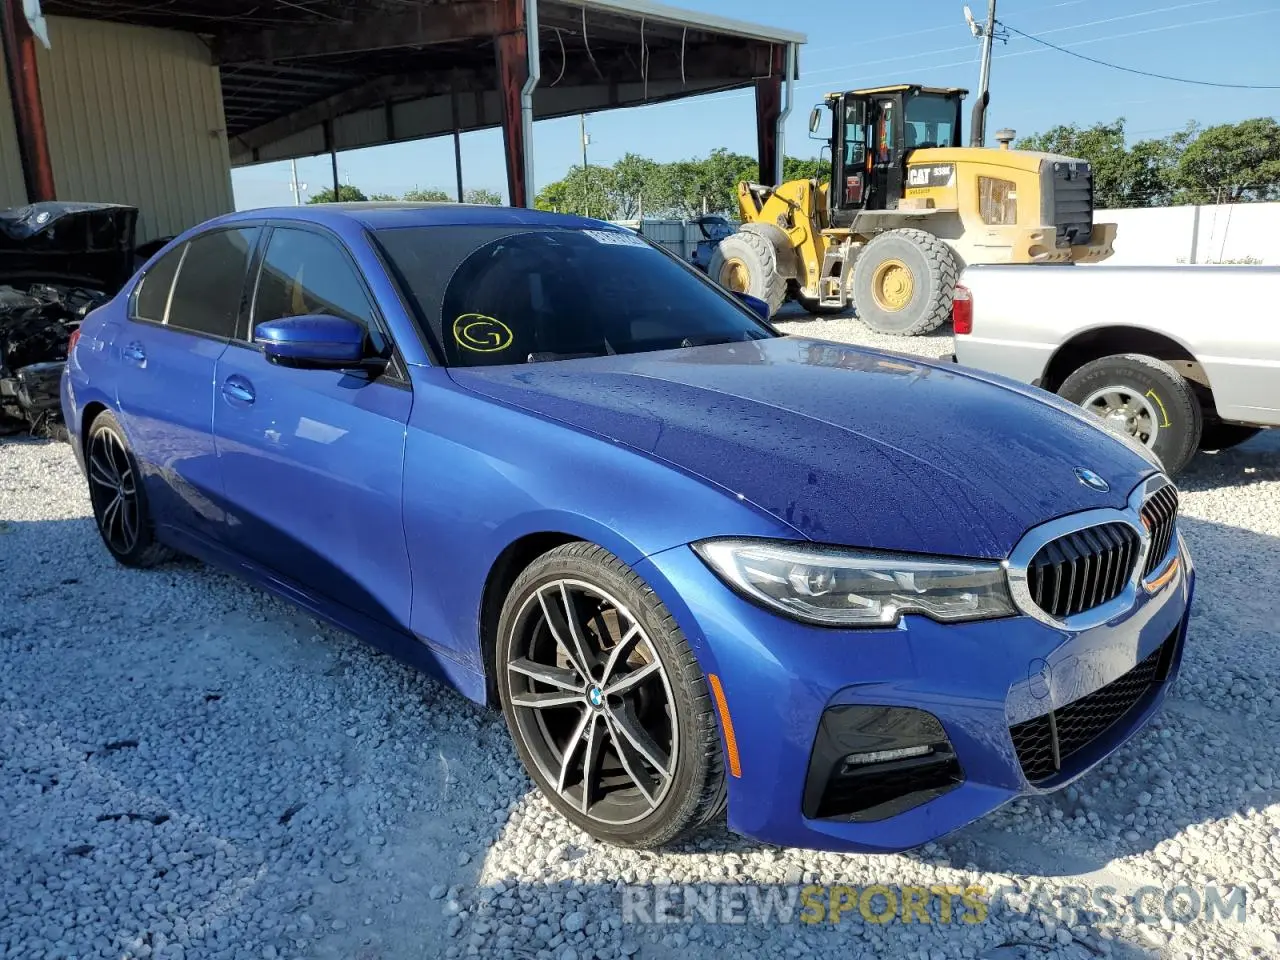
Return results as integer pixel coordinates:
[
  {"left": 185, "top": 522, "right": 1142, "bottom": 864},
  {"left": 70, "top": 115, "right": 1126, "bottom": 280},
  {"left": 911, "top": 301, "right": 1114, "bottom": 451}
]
[
  {"left": 904, "top": 94, "right": 959, "bottom": 150},
  {"left": 377, "top": 225, "right": 775, "bottom": 367}
]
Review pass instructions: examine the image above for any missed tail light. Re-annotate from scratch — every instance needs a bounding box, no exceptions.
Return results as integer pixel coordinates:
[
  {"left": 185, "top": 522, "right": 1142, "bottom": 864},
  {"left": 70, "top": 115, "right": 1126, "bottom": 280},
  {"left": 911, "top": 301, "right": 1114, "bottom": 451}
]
[
  {"left": 952, "top": 285, "right": 973, "bottom": 335},
  {"left": 67, "top": 327, "right": 82, "bottom": 356}
]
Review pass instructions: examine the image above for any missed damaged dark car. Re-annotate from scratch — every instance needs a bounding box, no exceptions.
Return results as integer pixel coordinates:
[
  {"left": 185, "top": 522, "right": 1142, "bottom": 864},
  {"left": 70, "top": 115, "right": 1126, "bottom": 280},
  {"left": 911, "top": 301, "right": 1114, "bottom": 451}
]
[{"left": 0, "top": 201, "right": 139, "bottom": 438}]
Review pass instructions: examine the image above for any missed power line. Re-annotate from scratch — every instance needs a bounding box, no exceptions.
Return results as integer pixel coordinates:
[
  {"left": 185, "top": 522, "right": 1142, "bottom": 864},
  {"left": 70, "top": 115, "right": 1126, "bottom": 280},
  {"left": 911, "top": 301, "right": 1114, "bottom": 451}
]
[{"left": 999, "top": 19, "right": 1280, "bottom": 89}]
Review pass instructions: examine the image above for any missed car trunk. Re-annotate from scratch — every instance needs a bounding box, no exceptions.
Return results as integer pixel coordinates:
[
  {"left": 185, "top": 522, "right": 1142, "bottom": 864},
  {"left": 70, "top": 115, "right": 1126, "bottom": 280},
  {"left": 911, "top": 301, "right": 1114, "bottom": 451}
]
[{"left": 0, "top": 202, "right": 139, "bottom": 437}]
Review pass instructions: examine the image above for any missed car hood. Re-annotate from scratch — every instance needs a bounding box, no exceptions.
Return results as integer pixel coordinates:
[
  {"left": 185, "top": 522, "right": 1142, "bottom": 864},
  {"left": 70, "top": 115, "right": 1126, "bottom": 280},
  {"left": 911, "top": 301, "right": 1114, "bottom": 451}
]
[{"left": 449, "top": 337, "right": 1156, "bottom": 559}]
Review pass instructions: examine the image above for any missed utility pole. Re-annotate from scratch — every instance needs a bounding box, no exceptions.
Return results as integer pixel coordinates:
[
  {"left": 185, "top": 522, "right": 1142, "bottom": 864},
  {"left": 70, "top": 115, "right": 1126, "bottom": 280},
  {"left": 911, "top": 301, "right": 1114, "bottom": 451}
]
[
  {"left": 580, "top": 113, "right": 590, "bottom": 217},
  {"left": 965, "top": 0, "right": 998, "bottom": 146},
  {"left": 288, "top": 159, "right": 307, "bottom": 205}
]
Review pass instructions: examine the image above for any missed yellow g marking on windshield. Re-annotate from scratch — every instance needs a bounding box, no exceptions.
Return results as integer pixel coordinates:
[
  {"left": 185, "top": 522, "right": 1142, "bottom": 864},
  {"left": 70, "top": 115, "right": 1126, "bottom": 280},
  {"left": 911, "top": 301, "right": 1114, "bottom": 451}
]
[
  {"left": 453, "top": 313, "right": 513, "bottom": 353},
  {"left": 1145, "top": 389, "right": 1172, "bottom": 428}
]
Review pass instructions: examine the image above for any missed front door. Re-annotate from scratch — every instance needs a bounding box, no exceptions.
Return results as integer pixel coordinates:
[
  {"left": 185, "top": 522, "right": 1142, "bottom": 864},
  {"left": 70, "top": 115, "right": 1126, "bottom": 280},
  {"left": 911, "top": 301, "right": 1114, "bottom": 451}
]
[
  {"left": 866, "top": 97, "right": 904, "bottom": 211},
  {"left": 212, "top": 224, "right": 413, "bottom": 630},
  {"left": 112, "top": 227, "right": 259, "bottom": 534}
]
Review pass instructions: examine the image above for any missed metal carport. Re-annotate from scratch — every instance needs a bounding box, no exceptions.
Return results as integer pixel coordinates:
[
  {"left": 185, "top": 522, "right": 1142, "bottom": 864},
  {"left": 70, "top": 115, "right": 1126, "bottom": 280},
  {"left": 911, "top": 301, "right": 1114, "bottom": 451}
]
[{"left": 3, "top": 0, "right": 804, "bottom": 215}]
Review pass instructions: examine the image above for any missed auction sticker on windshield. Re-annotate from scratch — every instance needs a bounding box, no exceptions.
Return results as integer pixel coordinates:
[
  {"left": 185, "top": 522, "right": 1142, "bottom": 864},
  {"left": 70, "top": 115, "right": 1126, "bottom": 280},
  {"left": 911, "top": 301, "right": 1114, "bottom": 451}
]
[{"left": 583, "top": 229, "right": 650, "bottom": 248}]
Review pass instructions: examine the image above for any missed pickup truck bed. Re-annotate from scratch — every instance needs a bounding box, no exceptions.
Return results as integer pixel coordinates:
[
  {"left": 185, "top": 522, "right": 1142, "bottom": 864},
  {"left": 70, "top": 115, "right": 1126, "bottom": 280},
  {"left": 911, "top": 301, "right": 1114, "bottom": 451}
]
[{"left": 952, "top": 263, "right": 1280, "bottom": 474}]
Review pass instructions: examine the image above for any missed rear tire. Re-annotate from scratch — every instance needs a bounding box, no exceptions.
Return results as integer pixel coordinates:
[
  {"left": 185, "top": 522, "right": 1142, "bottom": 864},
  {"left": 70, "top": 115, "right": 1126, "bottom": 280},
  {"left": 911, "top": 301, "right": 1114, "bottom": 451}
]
[
  {"left": 707, "top": 232, "right": 786, "bottom": 317},
  {"left": 496, "top": 542, "right": 726, "bottom": 849},
  {"left": 84, "top": 411, "right": 173, "bottom": 567},
  {"left": 1198, "top": 421, "right": 1262, "bottom": 452},
  {"left": 851, "top": 228, "right": 956, "bottom": 336},
  {"left": 795, "top": 293, "right": 847, "bottom": 316},
  {"left": 1058, "top": 354, "right": 1203, "bottom": 475}
]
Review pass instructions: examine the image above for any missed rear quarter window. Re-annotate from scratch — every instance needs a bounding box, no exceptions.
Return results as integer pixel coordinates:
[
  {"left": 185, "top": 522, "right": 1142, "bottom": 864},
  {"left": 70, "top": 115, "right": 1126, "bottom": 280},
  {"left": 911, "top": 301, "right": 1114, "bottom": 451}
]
[
  {"left": 166, "top": 227, "right": 259, "bottom": 339},
  {"left": 131, "top": 243, "right": 185, "bottom": 324}
]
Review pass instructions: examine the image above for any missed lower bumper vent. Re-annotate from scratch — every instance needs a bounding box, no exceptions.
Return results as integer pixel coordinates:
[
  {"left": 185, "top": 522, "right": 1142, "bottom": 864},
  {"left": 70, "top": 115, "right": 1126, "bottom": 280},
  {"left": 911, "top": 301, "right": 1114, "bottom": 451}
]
[
  {"left": 1010, "top": 633, "right": 1177, "bottom": 784},
  {"left": 803, "top": 705, "right": 962, "bottom": 822}
]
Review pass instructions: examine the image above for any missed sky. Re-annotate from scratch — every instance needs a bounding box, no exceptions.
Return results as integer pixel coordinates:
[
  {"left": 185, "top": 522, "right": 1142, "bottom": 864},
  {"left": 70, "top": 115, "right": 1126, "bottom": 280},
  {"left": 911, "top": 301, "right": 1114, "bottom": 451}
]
[{"left": 230, "top": 0, "right": 1280, "bottom": 209}]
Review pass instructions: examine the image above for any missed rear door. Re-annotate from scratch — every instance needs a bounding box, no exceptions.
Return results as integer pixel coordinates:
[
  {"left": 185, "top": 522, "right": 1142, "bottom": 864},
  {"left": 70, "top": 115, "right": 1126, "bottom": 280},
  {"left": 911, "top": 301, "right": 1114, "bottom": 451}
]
[
  {"left": 112, "top": 227, "right": 259, "bottom": 535},
  {"left": 212, "top": 224, "right": 413, "bottom": 629}
]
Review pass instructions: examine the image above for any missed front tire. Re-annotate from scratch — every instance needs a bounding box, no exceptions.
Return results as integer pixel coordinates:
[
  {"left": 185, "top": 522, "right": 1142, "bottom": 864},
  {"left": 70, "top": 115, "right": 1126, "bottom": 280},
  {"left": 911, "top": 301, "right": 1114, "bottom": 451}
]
[
  {"left": 1058, "top": 354, "right": 1203, "bottom": 475},
  {"left": 84, "top": 411, "right": 172, "bottom": 567},
  {"left": 707, "top": 232, "right": 786, "bottom": 317},
  {"left": 496, "top": 542, "right": 725, "bottom": 849},
  {"left": 851, "top": 228, "right": 957, "bottom": 336}
]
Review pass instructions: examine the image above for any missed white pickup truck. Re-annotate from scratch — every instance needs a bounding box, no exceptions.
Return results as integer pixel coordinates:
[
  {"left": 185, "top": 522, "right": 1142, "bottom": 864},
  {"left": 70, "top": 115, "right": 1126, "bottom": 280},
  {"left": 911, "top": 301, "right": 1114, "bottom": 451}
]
[{"left": 951, "top": 263, "right": 1280, "bottom": 474}]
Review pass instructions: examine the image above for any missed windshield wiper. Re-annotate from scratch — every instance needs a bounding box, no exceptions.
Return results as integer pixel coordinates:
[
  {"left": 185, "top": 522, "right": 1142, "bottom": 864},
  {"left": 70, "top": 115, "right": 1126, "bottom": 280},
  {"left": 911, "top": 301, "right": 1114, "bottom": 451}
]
[{"left": 525, "top": 351, "right": 606, "bottom": 363}]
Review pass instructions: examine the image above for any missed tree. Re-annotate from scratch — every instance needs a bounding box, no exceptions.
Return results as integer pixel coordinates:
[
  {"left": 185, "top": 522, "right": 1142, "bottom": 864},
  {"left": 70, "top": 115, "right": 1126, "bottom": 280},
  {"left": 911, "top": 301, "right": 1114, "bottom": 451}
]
[
  {"left": 307, "top": 184, "right": 367, "bottom": 203},
  {"left": 1174, "top": 118, "right": 1280, "bottom": 203},
  {"left": 403, "top": 187, "right": 452, "bottom": 202},
  {"left": 1016, "top": 119, "right": 1184, "bottom": 208},
  {"left": 464, "top": 188, "right": 503, "bottom": 205},
  {"left": 534, "top": 164, "right": 618, "bottom": 218},
  {"left": 783, "top": 156, "right": 832, "bottom": 183},
  {"left": 609, "top": 153, "right": 670, "bottom": 219},
  {"left": 368, "top": 192, "right": 399, "bottom": 201}
]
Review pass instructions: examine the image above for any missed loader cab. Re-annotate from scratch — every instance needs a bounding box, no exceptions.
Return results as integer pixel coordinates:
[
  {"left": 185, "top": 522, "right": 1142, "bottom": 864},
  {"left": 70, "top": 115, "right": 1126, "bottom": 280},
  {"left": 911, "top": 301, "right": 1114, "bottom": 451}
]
[{"left": 813, "top": 84, "right": 966, "bottom": 228}]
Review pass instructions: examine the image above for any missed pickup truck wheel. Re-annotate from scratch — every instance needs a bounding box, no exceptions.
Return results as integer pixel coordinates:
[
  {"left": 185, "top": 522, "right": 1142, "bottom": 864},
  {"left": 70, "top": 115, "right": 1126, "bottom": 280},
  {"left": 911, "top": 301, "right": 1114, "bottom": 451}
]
[
  {"left": 1058, "top": 354, "right": 1203, "bottom": 475},
  {"left": 1199, "top": 422, "right": 1262, "bottom": 452},
  {"left": 851, "top": 229, "right": 956, "bottom": 336}
]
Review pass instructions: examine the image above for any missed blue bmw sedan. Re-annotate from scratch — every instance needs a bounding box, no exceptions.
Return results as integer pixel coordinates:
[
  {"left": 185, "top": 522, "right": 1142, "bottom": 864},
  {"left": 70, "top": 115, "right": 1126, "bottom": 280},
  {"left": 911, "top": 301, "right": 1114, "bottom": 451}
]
[{"left": 60, "top": 203, "right": 1193, "bottom": 852}]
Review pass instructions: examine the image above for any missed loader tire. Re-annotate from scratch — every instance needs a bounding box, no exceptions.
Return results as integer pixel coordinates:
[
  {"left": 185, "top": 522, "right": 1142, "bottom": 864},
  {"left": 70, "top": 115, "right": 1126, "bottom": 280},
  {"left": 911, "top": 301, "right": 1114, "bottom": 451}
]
[
  {"left": 795, "top": 293, "right": 847, "bottom": 316},
  {"left": 851, "top": 229, "right": 957, "bottom": 336},
  {"left": 708, "top": 231, "right": 786, "bottom": 317}
]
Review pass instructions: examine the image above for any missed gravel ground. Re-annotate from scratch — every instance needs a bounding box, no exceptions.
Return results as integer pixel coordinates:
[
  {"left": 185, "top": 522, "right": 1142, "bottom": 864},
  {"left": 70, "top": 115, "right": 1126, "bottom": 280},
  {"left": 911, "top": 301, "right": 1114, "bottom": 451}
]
[{"left": 3, "top": 314, "right": 1279, "bottom": 960}]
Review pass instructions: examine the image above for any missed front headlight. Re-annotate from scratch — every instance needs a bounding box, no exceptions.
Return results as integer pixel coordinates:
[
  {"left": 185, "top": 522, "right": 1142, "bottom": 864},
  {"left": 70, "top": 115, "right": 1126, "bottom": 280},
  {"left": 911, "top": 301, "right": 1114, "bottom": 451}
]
[{"left": 692, "top": 539, "right": 1015, "bottom": 627}]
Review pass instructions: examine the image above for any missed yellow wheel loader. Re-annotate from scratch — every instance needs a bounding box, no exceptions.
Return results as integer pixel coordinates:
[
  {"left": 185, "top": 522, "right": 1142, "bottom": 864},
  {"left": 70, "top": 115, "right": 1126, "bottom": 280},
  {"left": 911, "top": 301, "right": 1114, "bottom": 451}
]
[{"left": 707, "top": 84, "right": 1117, "bottom": 335}]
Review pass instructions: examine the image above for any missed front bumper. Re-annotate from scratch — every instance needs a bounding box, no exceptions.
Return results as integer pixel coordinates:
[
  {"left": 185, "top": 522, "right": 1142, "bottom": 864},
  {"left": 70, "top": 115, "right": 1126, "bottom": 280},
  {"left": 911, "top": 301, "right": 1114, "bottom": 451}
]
[{"left": 637, "top": 534, "right": 1193, "bottom": 853}]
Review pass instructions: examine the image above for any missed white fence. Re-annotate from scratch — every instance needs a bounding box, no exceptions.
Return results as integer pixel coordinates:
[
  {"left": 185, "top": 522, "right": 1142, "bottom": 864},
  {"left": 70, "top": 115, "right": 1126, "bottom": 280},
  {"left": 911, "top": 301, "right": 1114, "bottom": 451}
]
[
  {"left": 617, "top": 202, "right": 1280, "bottom": 267},
  {"left": 611, "top": 218, "right": 738, "bottom": 261},
  {"left": 1096, "top": 202, "right": 1280, "bottom": 265}
]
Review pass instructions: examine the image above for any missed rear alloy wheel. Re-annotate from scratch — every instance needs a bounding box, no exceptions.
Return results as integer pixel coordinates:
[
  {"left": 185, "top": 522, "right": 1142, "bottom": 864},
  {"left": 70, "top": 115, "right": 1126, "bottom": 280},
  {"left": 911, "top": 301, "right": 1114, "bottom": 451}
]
[
  {"left": 1058, "top": 354, "right": 1203, "bottom": 475},
  {"left": 85, "top": 411, "right": 172, "bottom": 567},
  {"left": 497, "top": 543, "right": 725, "bottom": 848},
  {"left": 851, "top": 228, "right": 957, "bottom": 336}
]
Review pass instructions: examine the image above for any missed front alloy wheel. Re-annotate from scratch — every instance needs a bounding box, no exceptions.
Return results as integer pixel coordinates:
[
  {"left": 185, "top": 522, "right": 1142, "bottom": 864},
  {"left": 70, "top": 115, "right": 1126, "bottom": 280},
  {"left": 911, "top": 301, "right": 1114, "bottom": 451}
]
[{"left": 497, "top": 543, "right": 725, "bottom": 848}]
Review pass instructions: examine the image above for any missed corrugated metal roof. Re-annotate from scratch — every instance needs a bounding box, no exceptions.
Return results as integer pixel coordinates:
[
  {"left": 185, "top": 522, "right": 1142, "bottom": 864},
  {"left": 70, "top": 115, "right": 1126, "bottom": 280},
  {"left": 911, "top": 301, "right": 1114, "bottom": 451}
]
[
  {"left": 579, "top": 0, "right": 806, "bottom": 46},
  {"left": 33, "top": 16, "right": 233, "bottom": 241}
]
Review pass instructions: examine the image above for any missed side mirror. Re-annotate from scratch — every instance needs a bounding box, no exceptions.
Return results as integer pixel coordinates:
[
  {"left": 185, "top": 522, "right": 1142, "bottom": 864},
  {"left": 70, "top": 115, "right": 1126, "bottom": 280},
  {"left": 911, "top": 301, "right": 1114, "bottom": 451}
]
[
  {"left": 808, "top": 105, "right": 824, "bottom": 139},
  {"left": 255, "top": 314, "right": 367, "bottom": 368},
  {"left": 733, "top": 291, "right": 771, "bottom": 321}
]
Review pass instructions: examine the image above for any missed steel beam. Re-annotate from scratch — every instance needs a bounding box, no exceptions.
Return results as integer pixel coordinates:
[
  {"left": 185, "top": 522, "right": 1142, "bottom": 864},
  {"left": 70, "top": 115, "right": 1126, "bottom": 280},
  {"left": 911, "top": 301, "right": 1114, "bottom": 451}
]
[
  {"left": 754, "top": 44, "right": 784, "bottom": 186},
  {"left": 495, "top": 0, "right": 529, "bottom": 208},
  {"left": 0, "top": 0, "right": 55, "bottom": 201}
]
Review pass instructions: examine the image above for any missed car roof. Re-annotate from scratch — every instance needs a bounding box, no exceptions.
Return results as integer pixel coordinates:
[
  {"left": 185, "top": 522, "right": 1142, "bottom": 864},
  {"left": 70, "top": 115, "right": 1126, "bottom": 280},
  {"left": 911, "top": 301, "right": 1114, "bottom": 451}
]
[{"left": 203, "top": 202, "right": 614, "bottom": 234}]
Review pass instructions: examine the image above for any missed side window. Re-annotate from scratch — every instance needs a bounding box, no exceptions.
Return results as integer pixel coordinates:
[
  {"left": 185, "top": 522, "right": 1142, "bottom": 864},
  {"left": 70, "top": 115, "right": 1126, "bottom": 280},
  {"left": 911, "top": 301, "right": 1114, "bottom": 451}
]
[
  {"left": 250, "top": 228, "right": 373, "bottom": 338},
  {"left": 167, "top": 227, "right": 259, "bottom": 339},
  {"left": 131, "top": 243, "right": 186, "bottom": 323},
  {"left": 874, "top": 100, "right": 895, "bottom": 163}
]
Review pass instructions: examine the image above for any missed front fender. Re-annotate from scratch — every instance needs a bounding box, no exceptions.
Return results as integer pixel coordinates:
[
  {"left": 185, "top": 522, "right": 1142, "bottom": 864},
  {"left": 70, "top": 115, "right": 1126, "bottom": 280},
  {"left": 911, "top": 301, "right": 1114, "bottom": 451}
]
[{"left": 400, "top": 368, "right": 798, "bottom": 677}]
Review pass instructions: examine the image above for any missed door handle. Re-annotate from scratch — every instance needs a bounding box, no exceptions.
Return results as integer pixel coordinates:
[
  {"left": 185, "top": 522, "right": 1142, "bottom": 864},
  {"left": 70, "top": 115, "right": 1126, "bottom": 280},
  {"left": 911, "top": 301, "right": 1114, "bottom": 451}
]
[
  {"left": 121, "top": 342, "right": 146, "bottom": 365},
  {"left": 221, "top": 375, "right": 255, "bottom": 405}
]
